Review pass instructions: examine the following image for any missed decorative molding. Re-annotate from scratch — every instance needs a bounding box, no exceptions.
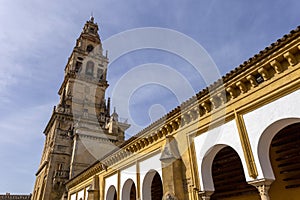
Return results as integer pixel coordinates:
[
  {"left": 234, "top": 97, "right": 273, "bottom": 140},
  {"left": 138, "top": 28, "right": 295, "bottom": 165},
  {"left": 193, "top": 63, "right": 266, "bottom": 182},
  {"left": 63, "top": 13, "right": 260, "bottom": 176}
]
[
  {"left": 226, "top": 86, "right": 237, "bottom": 99},
  {"left": 246, "top": 75, "right": 258, "bottom": 88},
  {"left": 258, "top": 67, "right": 269, "bottom": 81},
  {"left": 236, "top": 81, "right": 248, "bottom": 94},
  {"left": 283, "top": 51, "right": 298, "bottom": 66},
  {"left": 270, "top": 59, "right": 283, "bottom": 74},
  {"left": 234, "top": 111, "right": 258, "bottom": 179}
]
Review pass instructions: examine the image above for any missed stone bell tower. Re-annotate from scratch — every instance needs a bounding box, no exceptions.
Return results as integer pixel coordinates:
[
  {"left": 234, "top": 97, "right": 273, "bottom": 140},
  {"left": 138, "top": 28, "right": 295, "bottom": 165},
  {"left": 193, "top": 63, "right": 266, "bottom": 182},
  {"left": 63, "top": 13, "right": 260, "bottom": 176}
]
[{"left": 32, "top": 17, "right": 130, "bottom": 200}]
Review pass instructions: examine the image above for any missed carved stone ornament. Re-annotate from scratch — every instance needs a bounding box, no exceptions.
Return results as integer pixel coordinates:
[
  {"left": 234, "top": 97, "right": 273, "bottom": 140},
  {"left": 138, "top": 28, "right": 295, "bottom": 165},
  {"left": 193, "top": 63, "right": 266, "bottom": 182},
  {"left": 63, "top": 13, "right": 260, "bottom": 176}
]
[
  {"left": 160, "top": 136, "right": 181, "bottom": 163},
  {"left": 163, "top": 192, "right": 178, "bottom": 200}
]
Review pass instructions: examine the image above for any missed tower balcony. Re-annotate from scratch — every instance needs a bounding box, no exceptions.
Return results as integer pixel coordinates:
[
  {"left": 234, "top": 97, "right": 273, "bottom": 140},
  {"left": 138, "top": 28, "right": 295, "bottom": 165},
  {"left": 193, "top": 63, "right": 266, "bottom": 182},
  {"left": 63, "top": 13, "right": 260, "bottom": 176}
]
[
  {"left": 53, "top": 170, "right": 70, "bottom": 189},
  {"left": 53, "top": 170, "right": 69, "bottom": 180}
]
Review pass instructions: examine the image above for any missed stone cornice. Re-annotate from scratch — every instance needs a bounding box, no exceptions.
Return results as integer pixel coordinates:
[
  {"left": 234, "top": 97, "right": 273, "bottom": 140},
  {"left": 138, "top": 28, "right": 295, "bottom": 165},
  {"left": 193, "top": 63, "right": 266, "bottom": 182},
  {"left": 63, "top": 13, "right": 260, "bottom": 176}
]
[
  {"left": 66, "top": 25, "right": 300, "bottom": 189},
  {"left": 35, "top": 160, "right": 48, "bottom": 176},
  {"left": 43, "top": 108, "right": 73, "bottom": 134},
  {"left": 77, "top": 133, "right": 117, "bottom": 144}
]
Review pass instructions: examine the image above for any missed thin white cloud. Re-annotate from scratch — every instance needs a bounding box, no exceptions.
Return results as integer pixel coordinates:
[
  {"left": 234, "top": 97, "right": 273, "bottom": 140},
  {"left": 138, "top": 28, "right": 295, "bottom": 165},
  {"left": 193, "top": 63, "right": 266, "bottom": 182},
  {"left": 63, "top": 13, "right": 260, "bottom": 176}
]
[{"left": 0, "top": 103, "right": 53, "bottom": 145}]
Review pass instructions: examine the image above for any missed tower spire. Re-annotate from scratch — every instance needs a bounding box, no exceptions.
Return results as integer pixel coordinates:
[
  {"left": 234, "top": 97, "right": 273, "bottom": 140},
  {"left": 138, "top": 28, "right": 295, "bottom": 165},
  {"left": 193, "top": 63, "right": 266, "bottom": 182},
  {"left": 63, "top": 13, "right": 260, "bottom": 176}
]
[{"left": 90, "top": 12, "right": 94, "bottom": 22}]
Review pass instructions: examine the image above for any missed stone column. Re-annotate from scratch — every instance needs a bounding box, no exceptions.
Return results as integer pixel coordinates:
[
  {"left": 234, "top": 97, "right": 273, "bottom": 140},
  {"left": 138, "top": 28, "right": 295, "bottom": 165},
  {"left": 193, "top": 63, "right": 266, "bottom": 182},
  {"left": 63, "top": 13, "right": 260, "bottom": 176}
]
[
  {"left": 199, "top": 191, "right": 213, "bottom": 200},
  {"left": 249, "top": 179, "right": 273, "bottom": 200}
]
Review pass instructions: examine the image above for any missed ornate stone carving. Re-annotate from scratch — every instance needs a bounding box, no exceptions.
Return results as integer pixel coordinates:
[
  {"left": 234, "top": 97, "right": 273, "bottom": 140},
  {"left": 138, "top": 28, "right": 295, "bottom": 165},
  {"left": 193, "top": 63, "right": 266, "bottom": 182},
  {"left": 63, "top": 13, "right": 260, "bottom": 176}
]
[
  {"left": 164, "top": 124, "right": 173, "bottom": 134},
  {"left": 193, "top": 107, "right": 200, "bottom": 117},
  {"left": 182, "top": 113, "right": 191, "bottom": 125},
  {"left": 246, "top": 75, "right": 258, "bottom": 88},
  {"left": 258, "top": 67, "right": 269, "bottom": 81},
  {"left": 157, "top": 130, "right": 163, "bottom": 138},
  {"left": 226, "top": 86, "right": 237, "bottom": 99},
  {"left": 249, "top": 179, "right": 273, "bottom": 200},
  {"left": 217, "top": 92, "right": 227, "bottom": 104},
  {"left": 199, "top": 191, "right": 214, "bottom": 200},
  {"left": 201, "top": 101, "right": 211, "bottom": 113},
  {"left": 236, "top": 81, "right": 247, "bottom": 94},
  {"left": 270, "top": 59, "right": 283, "bottom": 73},
  {"left": 170, "top": 121, "right": 179, "bottom": 131},
  {"left": 283, "top": 51, "right": 298, "bottom": 66},
  {"left": 160, "top": 135, "right": 181, "bottom": 163},
  {"left": 209, "top": 96, "right": 218, "bottom": 109},
  {"left": 163, "top": 192, "right": 178, "bottom": 200}
]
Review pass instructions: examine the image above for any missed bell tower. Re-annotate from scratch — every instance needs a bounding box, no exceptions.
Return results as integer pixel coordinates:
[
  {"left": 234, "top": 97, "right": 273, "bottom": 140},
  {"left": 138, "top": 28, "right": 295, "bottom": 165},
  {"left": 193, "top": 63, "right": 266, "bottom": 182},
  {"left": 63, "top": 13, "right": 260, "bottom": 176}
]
[
  {"left": 59, "top": 16, "right": 109, "bottom": 123},
  {"left": 32, "top": 17, "right": 130, "bottom": 200}
]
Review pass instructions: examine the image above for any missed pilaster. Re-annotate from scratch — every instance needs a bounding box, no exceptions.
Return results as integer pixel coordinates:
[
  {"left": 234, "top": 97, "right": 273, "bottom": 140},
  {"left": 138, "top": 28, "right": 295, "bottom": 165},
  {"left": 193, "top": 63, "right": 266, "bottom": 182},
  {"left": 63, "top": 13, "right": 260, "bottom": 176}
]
[
  {"left": 87, "top": 176, "right": 100, "bottom": 200},
  {"left": 160, "top": 136, "right": 184, "bottom": 200}
]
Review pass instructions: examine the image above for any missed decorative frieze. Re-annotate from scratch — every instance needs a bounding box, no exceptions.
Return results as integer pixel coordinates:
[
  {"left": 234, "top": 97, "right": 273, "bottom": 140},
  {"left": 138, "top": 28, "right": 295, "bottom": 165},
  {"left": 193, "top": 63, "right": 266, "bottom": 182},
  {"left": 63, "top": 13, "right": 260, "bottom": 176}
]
[
  {"left": 209, "top": 96, "right": 218, "bottom": 109},
  {"left": 217, "top": 92, "right": 227, "bottom": 104},
  {"left": 201, "top": 102, "right": 211, "bottom": 114},
  {"left": 270, "top": 59, "right": 283, "bottom": 74},
  {"left": 283, "top": 51, "right": 297, "bottom": 66},
  {"left": 258, "top": 67, "right": 269, "bottom": 81},
  {"left": 236, "top": 81, "right": 247, "bottom": 94},
  {"left": 182, "top": 113, "right": 191, "bottom": 125},
  {"left": 170, "top": 121, "right": 179, "bottom": 131},
  {"left": 164, "top": 124, "right": 173, "bottom": 134},
  {"left": 246, "top": 75, "right": 258, "bottom": 88}
]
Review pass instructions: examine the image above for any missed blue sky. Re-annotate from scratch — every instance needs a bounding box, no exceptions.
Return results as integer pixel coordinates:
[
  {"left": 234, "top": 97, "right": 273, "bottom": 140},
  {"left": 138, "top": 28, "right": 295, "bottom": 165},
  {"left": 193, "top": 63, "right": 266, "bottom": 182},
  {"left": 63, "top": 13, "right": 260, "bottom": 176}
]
[{"left": 1, "top": 0, "right": 300, "bottom": 194}]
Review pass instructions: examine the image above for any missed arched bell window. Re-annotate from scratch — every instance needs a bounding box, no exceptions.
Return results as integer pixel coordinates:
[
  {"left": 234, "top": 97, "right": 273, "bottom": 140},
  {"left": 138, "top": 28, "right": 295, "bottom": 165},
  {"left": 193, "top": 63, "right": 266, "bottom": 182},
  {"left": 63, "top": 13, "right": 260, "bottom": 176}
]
[{"left": 86, "top": 45, "right": 94, "bottom": 53}]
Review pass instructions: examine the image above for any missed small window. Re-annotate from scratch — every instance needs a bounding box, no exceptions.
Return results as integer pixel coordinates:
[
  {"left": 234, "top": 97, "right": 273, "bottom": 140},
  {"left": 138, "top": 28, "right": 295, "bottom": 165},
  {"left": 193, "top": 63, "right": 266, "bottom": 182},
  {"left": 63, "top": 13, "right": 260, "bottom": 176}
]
[
  {"left": 57, "top": 163, "right": 63, "bottom": 170},
  {"left": 97, "top": 68, "right": 104, "bottom": 79},
  {"left": 75, "top": 62, "right": 82, "bottom": 73},
  {"left": 86, "top": 45, "right": 94, "bottom": 53},
  {"left": 89, "top": 27, "right": 95, "bottom": 33},
  {"left": 85, "top": 61, "right": 94, "bottom": 76}
]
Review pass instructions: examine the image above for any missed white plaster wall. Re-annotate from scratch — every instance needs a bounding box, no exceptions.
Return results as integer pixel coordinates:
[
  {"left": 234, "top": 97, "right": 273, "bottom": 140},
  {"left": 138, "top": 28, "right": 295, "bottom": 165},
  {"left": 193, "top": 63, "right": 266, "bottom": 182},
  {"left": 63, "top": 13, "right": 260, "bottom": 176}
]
[
  {"left": 243, "top": 89, "right": 300, "bottom": 180},
  {"left": 70, "top": 193, "right": 76, "bottom": 200},
  {"left": 120, "top": 164, "right": 137, "bottom": 198},
  {"left": 194, "top": 120, "right": 249, "bottom": 191},
  {"left": 77, "top": 189, "right": 84, "bottom": 200},
  {"left": 104, "top": 173, "right": 118, "bottom": 199},
  {"left": 85, "top": 187, "right": 89, "bottom": 200}
]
